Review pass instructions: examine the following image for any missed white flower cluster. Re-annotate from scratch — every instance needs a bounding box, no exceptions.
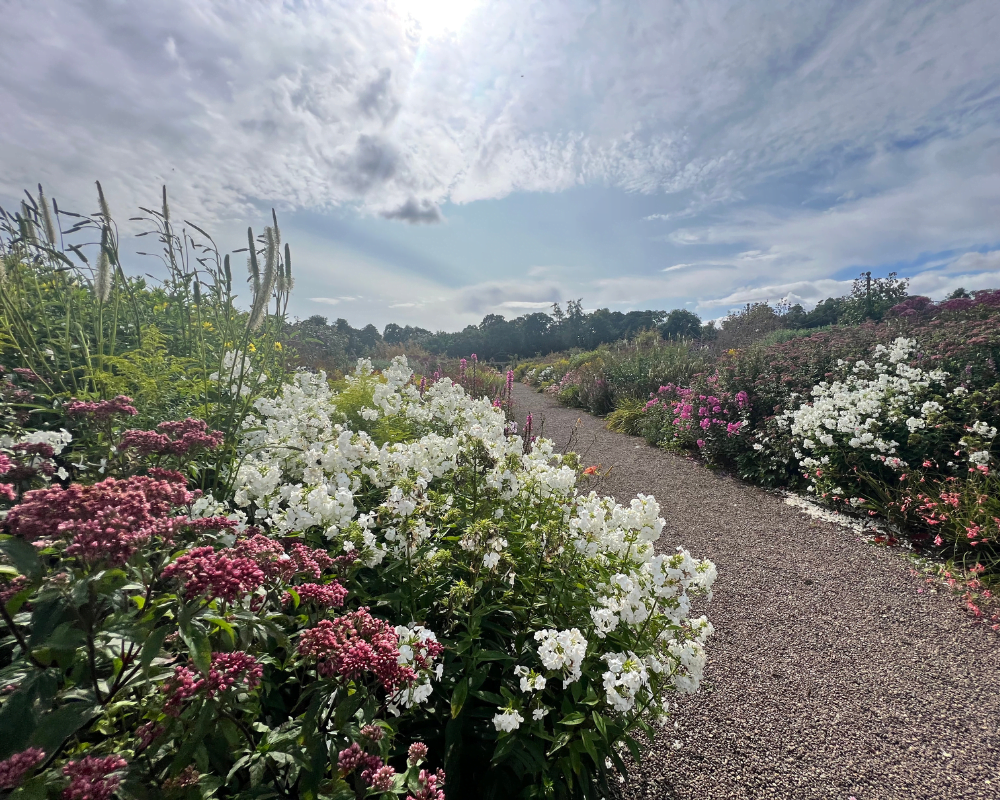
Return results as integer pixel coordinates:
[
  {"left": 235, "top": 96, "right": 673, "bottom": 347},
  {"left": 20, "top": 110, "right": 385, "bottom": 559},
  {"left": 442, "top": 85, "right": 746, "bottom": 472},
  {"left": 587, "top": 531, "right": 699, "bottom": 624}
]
[
  {"left": 534, "top": 628, "right": 588, "bottom": 688},
  {"left": 781, "top": 337, "right": 950, "bottom": 474},
  {"left": 602, "top": 652, "right": 650, "bottom": 713},
  {"left": 493, "top": 709, "right": 524, "bottom": 732},
  {"left": 2, "top": 428, "right": 73, "bottom": 454},
  {"left": 234, "top": 358, "right": 579, "bottom": 566},
  {"left": 230, "top": 355, "right": 715, "bottom": 734},
  {"left": 589, "top": 548, "right": 716, "bottom": 644},
  {"left": 388, "top": 623, "right": 444, "bottom": 715}
]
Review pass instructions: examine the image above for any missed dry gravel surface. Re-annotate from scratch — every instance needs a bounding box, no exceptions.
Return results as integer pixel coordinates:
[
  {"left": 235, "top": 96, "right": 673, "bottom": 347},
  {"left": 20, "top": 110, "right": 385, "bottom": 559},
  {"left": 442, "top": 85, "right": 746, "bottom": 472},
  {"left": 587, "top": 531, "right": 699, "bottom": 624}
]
[{"left": 513, "top": 383, "right": 1000, "bottom": 800}]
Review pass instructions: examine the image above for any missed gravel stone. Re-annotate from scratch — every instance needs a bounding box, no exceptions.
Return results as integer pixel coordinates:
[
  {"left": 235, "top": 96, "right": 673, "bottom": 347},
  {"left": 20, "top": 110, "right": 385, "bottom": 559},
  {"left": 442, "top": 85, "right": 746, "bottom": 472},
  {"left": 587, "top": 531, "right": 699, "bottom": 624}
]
[{"left": 514, "top": 383, "right": 1000, "bottom": 800}]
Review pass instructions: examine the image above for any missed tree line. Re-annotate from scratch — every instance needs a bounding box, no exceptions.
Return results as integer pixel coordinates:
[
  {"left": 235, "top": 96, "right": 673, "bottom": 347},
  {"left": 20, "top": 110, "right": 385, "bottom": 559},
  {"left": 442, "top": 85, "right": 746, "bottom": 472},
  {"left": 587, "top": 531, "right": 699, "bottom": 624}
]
[{"left": 287, "top": 271, "right": 932, "bottom": 367}]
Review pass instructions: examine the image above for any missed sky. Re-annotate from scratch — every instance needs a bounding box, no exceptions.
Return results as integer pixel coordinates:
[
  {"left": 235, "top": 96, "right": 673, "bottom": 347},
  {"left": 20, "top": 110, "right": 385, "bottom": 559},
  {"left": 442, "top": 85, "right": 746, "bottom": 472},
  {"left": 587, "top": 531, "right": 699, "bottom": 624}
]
[{"left": 2, "top": 0, "right": 1000, "bottom": 331}]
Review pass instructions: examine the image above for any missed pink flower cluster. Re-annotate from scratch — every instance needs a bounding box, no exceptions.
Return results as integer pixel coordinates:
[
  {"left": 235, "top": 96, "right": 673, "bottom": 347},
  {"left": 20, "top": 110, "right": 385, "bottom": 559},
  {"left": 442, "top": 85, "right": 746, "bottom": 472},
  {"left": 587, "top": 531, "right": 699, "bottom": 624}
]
[
  {"left": 121, "top": 418, "right": 224, "bottom": 457},
  {"left": 298, "top": 609, "right": 416, "bottom": 692},
  {"left": 61, "top": 755, "right": 127, "bottom": 800},
  {"left": 162, "top": 651, "right": 263, "bottom": 716},
  {"left": 645, "top": 384, "right": 746, "bottom": 445},
  {"left": 5, "top": 474, "right": 195, "bottom": 564},
  {"left": 337, "top": 743, "right": 395, "bottom": 789},
  {"left": 0, "top": 748, "right": 46, "bottom": 790},
  {"left": 284, "top": 581, "right": 347, "bottom": 608},
  {"left": 408, "top": 769, "right": 447, "bottom": 800},
  {"left": 161, "top": 546, "right": 266, "bottom": 602},
  {"left": 65, "top": 395, "right": 138, "bottom": 420},
  {"left": 0, "top": 453, "right": 13, "bottom": 501}
]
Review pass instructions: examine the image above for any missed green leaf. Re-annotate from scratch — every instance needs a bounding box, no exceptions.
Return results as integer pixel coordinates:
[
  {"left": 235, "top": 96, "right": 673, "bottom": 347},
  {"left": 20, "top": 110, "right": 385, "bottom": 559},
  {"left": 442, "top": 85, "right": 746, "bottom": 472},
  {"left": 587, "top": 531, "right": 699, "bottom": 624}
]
[
  {"left": 28, "top": 703, "right": 99, "bottom": 754},
  {"left": 180, "top": 625, "right": 212, "bottom": 675},
  {"left": 470, "top": 689, "right": 504, "bottom": 705},
  {"left": 27, "top": 597, "right": 69, "bottom": 648},
  {"left": 450, "top": 677, "right": 469, "bottom": 719},
  {"left": 591, "top": 711, "right": 608, "bottom": 741},
  {"left": 0, "top": 536, "right": 43, "bottom": 580},
  {"left": 579, "top": 730, "right": 601, "bottom": 768},
  {"left": 140, "top": 626, "right": 171, "bottom": 673},
  {"left": 205, "top": 616, "right": 236, "bottom": 645},
  {"left": 0, "top": 688, "right": 35, "bottom": 758},
  {"left": 558, "top": 711, "right": 586, "bottom": 726},
  {"left": 621, "top": 733, "right": 642, "bottom": 762}
]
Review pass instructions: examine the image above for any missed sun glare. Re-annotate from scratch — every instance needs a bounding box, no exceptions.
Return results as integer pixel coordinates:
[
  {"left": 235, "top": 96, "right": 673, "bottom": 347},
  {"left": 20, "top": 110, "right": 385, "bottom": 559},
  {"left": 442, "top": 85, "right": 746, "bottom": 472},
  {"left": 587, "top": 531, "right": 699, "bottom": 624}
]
[{"left": 392, "top": 0, "right": 479, "bottom": 37}]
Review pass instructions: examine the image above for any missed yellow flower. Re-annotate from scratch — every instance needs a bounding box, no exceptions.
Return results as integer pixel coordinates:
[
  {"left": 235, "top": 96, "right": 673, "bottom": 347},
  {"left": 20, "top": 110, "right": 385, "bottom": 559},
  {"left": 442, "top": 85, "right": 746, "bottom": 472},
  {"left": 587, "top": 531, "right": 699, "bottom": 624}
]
[
  {"left": 248, "top": 342, "right": 256, "bottom": 353},
  {"left": 202, "top": 321, "right": 214, "bottom": 331},
  {"left": 274, "top": 342, "right": 282, "bottom": 351}
]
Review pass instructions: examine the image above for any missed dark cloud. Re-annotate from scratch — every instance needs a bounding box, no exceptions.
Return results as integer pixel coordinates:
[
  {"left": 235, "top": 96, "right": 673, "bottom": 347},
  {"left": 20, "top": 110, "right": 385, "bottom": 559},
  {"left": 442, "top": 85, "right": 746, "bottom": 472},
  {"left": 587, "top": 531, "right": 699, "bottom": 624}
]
[
  {"left": 380, "top": 197, "right": 444, "bottom": 224},
  {"left": 357, "top": 68, "right": 400, "bottom": 125}
]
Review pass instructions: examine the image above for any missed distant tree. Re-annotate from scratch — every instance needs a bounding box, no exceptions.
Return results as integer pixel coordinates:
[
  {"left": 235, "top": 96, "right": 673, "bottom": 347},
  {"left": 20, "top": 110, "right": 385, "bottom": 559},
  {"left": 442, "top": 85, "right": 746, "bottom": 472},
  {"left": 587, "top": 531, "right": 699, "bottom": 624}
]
[
  {"left": 717, "top": 302, "right": 783, "bottom": 350},
  {"left": 947, "top": 287, "right": 970, "bottom": 299},
  {"left": 839, "top": 271, "right": 909, "bottom": 324},
  {"left": 660, "top": 308, "right": 702, "bottom": 340},
  {"left": 789, "top": 297, "right": 844, "bottom": 328},
  {"left": 783, "top": 304, "right": 807, "bottom": 329},
  {"left": 383, "top": 322, "right": 406, "bottom": 345}
]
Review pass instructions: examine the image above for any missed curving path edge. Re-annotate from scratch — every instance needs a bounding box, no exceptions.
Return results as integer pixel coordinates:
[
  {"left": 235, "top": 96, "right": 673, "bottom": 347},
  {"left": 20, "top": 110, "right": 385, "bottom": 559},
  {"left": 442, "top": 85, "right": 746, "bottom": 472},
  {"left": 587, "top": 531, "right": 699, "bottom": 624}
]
[{"left": 514, "top": 383, "right": 999, "bottom": 800}]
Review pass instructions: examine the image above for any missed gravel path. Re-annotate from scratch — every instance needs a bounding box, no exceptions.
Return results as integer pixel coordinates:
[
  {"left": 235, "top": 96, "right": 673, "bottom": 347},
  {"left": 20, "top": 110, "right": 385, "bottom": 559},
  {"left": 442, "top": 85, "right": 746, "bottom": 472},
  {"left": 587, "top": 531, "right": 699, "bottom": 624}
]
[{"left": 514, "top": 383, "right": 1000, "bottom": 800}]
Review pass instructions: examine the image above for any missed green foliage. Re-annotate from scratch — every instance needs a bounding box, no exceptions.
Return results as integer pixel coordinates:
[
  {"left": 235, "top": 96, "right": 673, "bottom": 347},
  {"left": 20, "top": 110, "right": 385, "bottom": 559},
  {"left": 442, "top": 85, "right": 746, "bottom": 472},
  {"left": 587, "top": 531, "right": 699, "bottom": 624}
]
[{"left": 0, "top": 183, "right": 294, "bottom": 491}]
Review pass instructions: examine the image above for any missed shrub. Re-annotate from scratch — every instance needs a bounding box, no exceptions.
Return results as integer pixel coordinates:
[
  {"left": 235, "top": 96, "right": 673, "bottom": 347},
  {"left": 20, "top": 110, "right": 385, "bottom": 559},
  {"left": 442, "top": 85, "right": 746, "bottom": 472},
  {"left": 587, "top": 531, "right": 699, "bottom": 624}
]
[
  {"left": 232, "top": 356, "right": 717, "bottom": 798},
  {"left": 0, "top": 462, "right": 443, "bottom": 799}
]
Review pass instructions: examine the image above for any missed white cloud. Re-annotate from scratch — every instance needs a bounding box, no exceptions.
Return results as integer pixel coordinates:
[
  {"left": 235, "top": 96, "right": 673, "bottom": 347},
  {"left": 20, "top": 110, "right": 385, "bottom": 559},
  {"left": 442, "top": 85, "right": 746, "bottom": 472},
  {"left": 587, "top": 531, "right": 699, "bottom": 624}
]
[
  {"left": 3, "top": 0, "right": 1000, "bottom": 330},
  {"left": 499, "top": 301, "right": 556, "bottom": 310}
]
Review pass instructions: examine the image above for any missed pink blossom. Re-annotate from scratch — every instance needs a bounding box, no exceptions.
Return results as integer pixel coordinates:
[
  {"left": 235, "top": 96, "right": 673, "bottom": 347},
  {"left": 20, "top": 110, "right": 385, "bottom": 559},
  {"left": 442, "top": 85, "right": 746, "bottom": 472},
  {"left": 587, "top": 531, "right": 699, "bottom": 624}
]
[
  {"left": 161, "top": 547, "right": 266, "bottom": 602},
  {"left": 5, "top": 474, "right": 194, "bottom": 565},
  {"left": 65, "top": 396, "right": 138, "bottom": 420},
  {"left": 284, "top": 581, "right": 347, "bottom": 608},
  {"left": 367, "top": 765, "right": 396, "bottom": 791},
  {"left": 62, "top": 755, "right": 127, "bottom": 800},
  {"left": 162, "top": 651, "right": 263, "bottom": 716},
  {"left": 337, "top": 743, "right": 383, "bottom": 782},
  {"left": 121, "top": 418, "right": 223, "bottom": 457},
  {"left": 360, "top": 724, "right": 384, "bottom": 742},
  {"left": 298, "top": 609, "right": 416, "bottom": 692},
  {"left": 0, "top": 748, "right": 46, "bottom": 790},
  {"left": 408, "top": 742, "right": 429, "bottom": 765},
  {"left": 408, "top": 768, "right": 446, "bottom": 800}
]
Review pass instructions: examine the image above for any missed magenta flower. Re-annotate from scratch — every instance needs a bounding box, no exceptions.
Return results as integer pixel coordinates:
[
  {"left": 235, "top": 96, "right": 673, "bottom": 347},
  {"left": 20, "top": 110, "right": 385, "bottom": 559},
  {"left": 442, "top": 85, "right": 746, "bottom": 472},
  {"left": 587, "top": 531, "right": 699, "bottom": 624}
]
[
  {"left": 65, "top": 395, "right": 138, "bottom": 420},
  {"left": 5, "top": 474, "right": 194, "bottom": 565},
  {"left": 408, "top": 768, "right": 446, "bottom": 800},
  {"left": 284, "top": 581, "right": 347, "bottom": 608},
  {"left": 121, "top": 418, "right": 223, "bottom": 457},
  {"left": 162, "top": 651, "right": 263, "bottom": 716},
  {"left": 161, "top": 547, "right": 267, "bottom": 603},
  {"left": 0, "top": 748, "right": 46, "bottom": 790},
  {"left": 298, "top": 609, "right": 416, "bottom": 692},
  {"left": 61, "top": 755, "right": 127, "bottom": 800},
  {"left": 408, "top": 742, "right": 429, "bottom": 765}
]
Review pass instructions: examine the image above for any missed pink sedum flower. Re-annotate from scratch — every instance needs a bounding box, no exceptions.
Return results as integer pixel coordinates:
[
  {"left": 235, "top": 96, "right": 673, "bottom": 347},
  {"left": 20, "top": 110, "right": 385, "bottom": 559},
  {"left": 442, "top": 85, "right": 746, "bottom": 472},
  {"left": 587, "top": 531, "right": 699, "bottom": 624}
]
[
  {"left": 284, "top": 581, "right": 347, "bottom": 608},
  {"left": 0, "top": 748, "right": 46, "bottom": 790},
  {"left": 162, "top": 651, "right": 263, "bottom": 716},
  {"left": 5, "top": 474, "right": 194, "bottom": 565},
  {"left": 298, "top": 609, "right": 416, "bottom": 692},
  {"left": 61, "top": 755, "right": 127, "bottom": 800}
]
